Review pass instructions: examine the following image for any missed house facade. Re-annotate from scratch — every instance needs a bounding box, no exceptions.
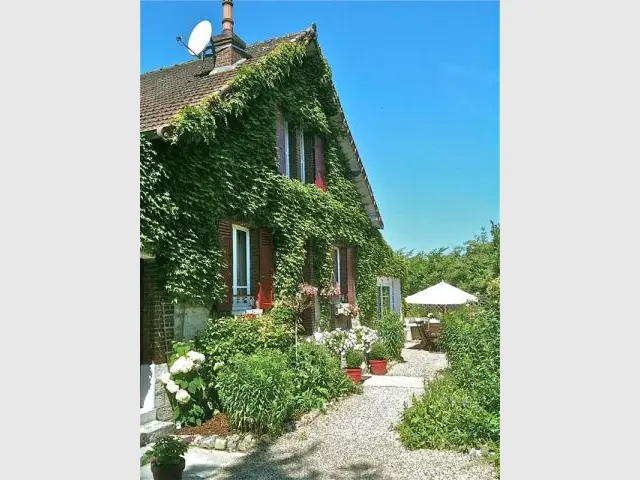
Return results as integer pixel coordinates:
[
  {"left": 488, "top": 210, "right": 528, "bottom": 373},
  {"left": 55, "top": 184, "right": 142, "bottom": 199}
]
[{"left": 140, "top": 2, "right": 402, "bottom": 426}]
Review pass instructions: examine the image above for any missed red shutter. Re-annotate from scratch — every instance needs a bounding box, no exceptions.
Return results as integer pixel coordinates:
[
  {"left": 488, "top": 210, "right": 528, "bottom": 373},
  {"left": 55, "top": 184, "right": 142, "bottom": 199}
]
[
  {"left": 218, "top": 220, "right": 233, "bottom": 312},
  {"left": 314, "top": 135, "right": 326, "bottom": 191},
  {"left": 346, "top": 246, "right": 356, "bottom": 304},
  {"left": 258, "top": 228, "right": 274, "bottom": 309},
  {"left": 276, "top": 109, "right": 286, "bottom": 174}
]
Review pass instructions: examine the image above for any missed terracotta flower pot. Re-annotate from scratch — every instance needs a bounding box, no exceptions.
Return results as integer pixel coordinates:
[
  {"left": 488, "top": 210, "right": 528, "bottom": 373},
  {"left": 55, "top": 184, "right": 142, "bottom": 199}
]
[
  {"left": 344, "top": 368, "right": 361, "bottom": 383},
  {"left": 151, "top": 457, "right": 186, "bottom": 480},
  {"left": 369, "top": 359, "right": 388, "bottom": 375}
]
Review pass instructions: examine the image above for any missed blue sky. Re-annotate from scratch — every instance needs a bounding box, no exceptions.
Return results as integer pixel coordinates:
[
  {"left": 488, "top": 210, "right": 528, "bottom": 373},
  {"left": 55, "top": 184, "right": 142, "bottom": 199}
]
[{"left": 141, "top": 1, "right": 499, "bottom": 253}]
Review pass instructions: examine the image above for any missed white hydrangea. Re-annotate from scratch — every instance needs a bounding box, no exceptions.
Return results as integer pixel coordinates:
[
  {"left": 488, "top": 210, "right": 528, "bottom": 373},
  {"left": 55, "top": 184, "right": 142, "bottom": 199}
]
[
  {"left": 166, "top": 381, "right": 179, "bottom": 394},
  {"left": 170, "top": 356, "right": 195, "bottom": 374},
  {"left": 187, "top": 350, "right": 205, "bottom": 364},
  {"left": 175, "top": 389, "right": 191, "bottom": 404},
  {"left": 160, "top": 372, "right": 172, "bottom": 384}
]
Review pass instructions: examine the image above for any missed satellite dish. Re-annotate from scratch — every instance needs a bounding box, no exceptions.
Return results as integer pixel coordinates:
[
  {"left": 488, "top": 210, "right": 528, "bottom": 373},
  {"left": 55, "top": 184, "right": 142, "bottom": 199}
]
[{"left": 187, "top": 20, "right": 213, "bottom": 56}]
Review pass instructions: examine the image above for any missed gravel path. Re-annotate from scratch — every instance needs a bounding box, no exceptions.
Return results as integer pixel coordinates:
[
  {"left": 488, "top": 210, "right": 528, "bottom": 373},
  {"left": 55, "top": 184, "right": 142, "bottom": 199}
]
[{"left": 203, "top": 347, "right": 496, "bottom": 480}]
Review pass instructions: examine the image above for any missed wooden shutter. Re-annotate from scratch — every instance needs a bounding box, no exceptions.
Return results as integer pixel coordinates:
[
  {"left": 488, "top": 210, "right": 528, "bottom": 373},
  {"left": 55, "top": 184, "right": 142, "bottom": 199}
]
[
  {"left": 218, "top": 220, "right": 233, "bottom": 312},
  {"left": 346, "top": 247, "right": 356, "bottom": 304},
  {"left": 314, "top": 135, "right": 326, "bottom": 191},
  {"left": 304, "top": 132, "right": 316, "bottom": 185},
  {"left": 276, "top": 109, "right": 287, "bottom": 174},
  {"left": 288, "top": 125, "right": 299, "bottom": 181},
  {"left": 257, "top": 228, "right": 274, "bottom": 309},
  {"left": 339, "top": 247, "right": 348, "bottom": 298}
]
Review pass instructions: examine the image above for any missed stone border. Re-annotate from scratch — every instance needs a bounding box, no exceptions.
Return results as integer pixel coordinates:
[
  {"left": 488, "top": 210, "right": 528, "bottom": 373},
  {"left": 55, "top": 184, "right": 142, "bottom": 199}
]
[{"left": 177, "top": 407, "right": 329, "bottom": 453}]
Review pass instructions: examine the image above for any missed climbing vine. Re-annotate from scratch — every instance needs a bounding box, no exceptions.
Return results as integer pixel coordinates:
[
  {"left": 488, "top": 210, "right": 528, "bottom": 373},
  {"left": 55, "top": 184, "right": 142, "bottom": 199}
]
[{"left": 140, "top": 31, "right": 401, "bottom": 324}]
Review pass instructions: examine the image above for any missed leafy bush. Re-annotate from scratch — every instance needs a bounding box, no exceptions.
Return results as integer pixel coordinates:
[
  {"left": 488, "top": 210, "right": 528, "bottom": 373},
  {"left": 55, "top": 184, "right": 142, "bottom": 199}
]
[
  {"left": 368, "top": 342, "right": 389, "bottom": 361},
  {"left": 398, "top": 304, "right": 500, "bottom": 453},
  {"left": 398, "top": 374, "right": 499, "bottom": 450},
  {"left": 216, "top": 349, "right": 295, "bottom": 434},
  {"left": 287, "top": 342, "right": 354, "bottom": 411},
  {"left": 345, "top": 350, "right": 363, "bottom": 369},
  {"left": 374, "top": 311, "right": 405, "bottom": 359},
  {"left": 141, "top": 436, "right": 188, "bottom": 467},
  {"left": 192, "top": 315, "right": 294, "bottom": 405},
  {"left": 161, "top": 344, "right": 212, "bottom": 426}
]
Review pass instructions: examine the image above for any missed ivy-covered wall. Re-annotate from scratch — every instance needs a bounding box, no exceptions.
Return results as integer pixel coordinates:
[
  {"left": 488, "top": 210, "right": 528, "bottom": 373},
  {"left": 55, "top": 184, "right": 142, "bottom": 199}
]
[{"left": 140, "top": 33, "right": 403, "bottom": 326}]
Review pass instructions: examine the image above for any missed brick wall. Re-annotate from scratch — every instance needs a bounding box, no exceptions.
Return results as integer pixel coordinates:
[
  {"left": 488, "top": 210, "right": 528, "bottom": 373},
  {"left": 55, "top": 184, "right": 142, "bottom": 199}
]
[{"left": 140, "top": 259, "right": 175, "bottom": 365}]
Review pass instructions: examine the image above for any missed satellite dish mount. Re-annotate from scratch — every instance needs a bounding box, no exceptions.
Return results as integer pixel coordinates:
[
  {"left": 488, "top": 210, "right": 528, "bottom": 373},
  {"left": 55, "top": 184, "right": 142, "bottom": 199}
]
[{"left": 176, "top": 20, "right": 216, "bottom": 67}]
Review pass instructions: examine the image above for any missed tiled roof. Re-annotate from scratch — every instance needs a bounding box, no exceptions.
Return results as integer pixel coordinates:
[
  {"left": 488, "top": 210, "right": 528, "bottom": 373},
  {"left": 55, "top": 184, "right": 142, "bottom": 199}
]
[
  {"left": 140, "top": 26, "right": 383, "bottom": 228},
  {"left": 140, "top": 30, "right": 306, "bottom": 132}
]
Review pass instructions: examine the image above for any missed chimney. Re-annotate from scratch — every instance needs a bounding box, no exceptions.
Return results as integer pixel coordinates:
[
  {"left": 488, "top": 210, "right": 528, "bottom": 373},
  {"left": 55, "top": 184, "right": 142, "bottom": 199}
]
[{"left": 212, "top": 0, "right": 250, "bottom": 68}]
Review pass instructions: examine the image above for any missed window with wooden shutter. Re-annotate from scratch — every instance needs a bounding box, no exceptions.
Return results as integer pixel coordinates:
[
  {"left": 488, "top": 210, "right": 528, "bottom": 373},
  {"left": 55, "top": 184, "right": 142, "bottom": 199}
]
[
  {"left": 346, "top": 246, "right": 356, "bottom": 304},
  {"left": 314, "top": 135, "right": 326, "bottom": 191},
  {"left": 218, "top": 220, "right": 233, "bottom": 312},
  {"left": 257, "top": 228, "right": 274, "bottom": 309},
  {"left": 288, "top": 124, "right": 298, "bottom": 181},
  {"left": 304, "top": 132, "right": 315, "bottom": 185}
]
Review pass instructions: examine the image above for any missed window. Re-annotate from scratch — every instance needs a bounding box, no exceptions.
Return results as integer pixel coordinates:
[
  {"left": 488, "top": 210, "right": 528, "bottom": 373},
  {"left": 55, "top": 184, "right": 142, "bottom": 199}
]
[
  {"left": 232, "top": 225, "right": 250, "bottom": 298},
  {"left": 378, "top": 285, "right": 392, "bottom": 320},
  {"left": 283, "top": 121, "right": 290, "bottom": 178},
  {"left": 299, "top": 131, "right": 305, "bottom": 183},
  {"left": 333, "top": 247, "right": 341, "bottom": 289}
]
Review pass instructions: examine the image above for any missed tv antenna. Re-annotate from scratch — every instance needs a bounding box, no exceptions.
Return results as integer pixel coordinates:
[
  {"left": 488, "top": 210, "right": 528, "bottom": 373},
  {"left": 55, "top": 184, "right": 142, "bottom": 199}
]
[{"left": 176, "top": 20, "right": 216, "bottom": 67}]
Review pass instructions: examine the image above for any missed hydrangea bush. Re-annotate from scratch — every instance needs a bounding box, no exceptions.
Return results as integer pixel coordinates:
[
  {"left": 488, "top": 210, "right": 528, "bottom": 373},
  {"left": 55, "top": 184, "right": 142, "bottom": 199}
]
[
  {"left": 162, "top": 343, "right": 212, "bottom": 427},
  {"left": 317, "top": 326, "right": 379, "bottom": 357}
]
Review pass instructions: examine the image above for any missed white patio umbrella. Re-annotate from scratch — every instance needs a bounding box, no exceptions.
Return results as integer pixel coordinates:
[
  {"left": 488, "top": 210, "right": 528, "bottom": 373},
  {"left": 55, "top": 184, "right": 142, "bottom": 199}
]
[{"left": 405, "top": 281, "right": 477, "bottom": 316}]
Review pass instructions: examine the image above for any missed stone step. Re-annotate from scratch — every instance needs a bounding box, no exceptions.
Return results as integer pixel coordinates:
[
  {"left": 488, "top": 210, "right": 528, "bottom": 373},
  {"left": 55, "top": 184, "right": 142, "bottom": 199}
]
[
  {"left": 140, "top": 420, "right": 176, "bottom": 447},
  {"left": 140, "top": 408, "right": 157, "bottom": 425}
]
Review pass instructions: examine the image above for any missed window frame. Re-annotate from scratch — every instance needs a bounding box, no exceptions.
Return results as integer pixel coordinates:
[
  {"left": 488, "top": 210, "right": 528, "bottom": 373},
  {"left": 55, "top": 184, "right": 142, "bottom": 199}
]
[
  {"left": 333, "top": 247, "right": 341, "bottom": 288},
  {"left": 232, "top": 224, "right": 251, "bottom": 298},
  {"left": 378, "top": 285, "right": 392, "bottom": 320}
]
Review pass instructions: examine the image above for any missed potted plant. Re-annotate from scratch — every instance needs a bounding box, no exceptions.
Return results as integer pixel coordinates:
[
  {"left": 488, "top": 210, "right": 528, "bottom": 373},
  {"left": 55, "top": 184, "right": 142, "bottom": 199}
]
[
  {"left": 368, "top": 343, "right": 389, "bottom": 375},
  {"left": 142, "top": 435, "right": 189, "bottom": 480},
  {"left": 344, "top": 349, "right": 363, "bottom": 383}
]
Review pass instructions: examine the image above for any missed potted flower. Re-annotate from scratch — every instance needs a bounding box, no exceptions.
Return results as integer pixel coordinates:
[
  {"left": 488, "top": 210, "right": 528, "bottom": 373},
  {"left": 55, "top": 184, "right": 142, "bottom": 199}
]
[
  {"left": 319, "top": 283, "right": 341, "bottom": 302},
  {"left": 344, "top": 349, "right": 364, "bottom": 383},
  {"left": 368, "top": 343, "right": 390, "bottom": 375},
  {"left": 141, "top": 435, "right": 189, "bottom": 480}
]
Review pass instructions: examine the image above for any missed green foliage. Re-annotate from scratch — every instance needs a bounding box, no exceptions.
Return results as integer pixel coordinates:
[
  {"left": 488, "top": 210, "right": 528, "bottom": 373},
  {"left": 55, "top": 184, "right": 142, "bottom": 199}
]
[
  {"left": 140, "top": 31, "right": 397, "bottom": 322},
  {"left": 373, "top": 311, "right": 405, "bottom": 360},
  {"left": 400, "top": 222, "right": 499, "bottom": 317},
  {"left": 141, "top": 436, "right": 188, "bottom": 467},
  {"left": 368, "top": 342, "right": 389, "bottom": 361},
  {"left": 397, "top": 374, "right": 499, "bottom": 450},
  {"left": 344, "top": 349, "right": 364, "bottom": 369},
  {"left": 287, "top": 342, "right": 354, "bottom": 411},
  {"left": 397, "top": 303, "right": 500, "bottom": 452},
  {"left": 216, "top": 349, "right": 295, "bottom": 434}
]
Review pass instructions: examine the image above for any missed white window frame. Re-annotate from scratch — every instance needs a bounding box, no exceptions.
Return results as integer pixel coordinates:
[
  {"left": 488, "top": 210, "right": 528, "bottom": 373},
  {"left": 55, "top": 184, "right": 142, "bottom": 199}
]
[
  {"left": 299, "top": 131, "right": 305, "bottom": 183},
  {"left": 378, "top": 285, "right": 392, "bottom": 320},
  {"left": 284, "top": 121, "right": 290, "bottom": 178},
  {"left": 232, "top": 225, "right": 250, "bottom": 297}
]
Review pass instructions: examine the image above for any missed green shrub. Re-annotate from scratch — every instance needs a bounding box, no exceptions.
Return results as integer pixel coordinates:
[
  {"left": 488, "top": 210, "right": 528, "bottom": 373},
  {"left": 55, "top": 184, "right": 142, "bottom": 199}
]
[
  {"left": 397, "top": 374, "right": 499, "bottom": 450},
  {"left": 441, "top": 306, "right": 500, "bottom": 414},
  {"left": 287, "top": 342, "right": 354, "bottom": 411},
  {"left": 398, "top": 304, "right": 500, "bottom": 453},
  {"left": 345, "top": 350, "right": 363, "bottom": 369},
  {"left": 216, "top": 349, "right": 295, "bottom": 434},
  {"left": 368, "top": 342, "right": 389, "bottom": 361},
  {"left": 192, "top": 315, "right": 294, "bottom": 402},
  {"left": 374, "top": 311, "right": 405, "bottom": 359}
]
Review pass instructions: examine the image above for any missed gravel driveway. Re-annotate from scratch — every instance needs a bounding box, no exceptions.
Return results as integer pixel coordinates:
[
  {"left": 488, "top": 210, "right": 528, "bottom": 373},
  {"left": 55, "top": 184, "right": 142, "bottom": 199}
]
[{"left": 202, "top": 346, "right": 496, "bottom": 480}]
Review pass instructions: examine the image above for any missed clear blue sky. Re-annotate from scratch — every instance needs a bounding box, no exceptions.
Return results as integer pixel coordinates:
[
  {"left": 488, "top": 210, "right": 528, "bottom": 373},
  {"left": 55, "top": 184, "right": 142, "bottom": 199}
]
[{"left": 141, "top": 1, "right": 499, "bottom": 254}]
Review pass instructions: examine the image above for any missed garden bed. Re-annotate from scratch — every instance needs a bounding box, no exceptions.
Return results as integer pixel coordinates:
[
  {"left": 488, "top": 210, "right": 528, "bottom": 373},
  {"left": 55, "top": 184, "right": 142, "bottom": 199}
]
[{"left": 177, "top": 413, "right": 234, "bottom": 436}]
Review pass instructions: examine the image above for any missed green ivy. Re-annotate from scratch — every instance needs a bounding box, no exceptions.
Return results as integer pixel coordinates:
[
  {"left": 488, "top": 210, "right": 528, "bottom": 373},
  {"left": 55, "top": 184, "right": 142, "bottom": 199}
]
[{"left": 140, "top": 33, "right": 401, "bottom": 323}]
